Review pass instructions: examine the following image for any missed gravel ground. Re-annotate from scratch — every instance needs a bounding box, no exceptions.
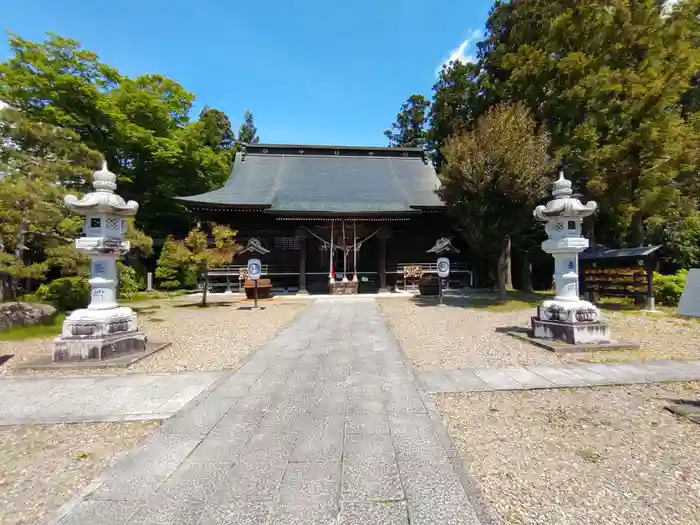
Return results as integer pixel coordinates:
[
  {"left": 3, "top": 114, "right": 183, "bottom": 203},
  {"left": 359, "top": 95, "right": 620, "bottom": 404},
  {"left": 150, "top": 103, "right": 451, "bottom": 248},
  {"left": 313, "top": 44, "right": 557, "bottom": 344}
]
[
  {"left": 437, "top": 382, "right": 700, "bottom": 525},
  {"left": 581, "top": 310, "right": 700, "bottom": 363},
  {"left": 378, "top": 298, "right": 565, "bottom": 370},
  {"left": 0, "top": 421, "right": 158, "bottom": 525},
  {"left": 0, "top": 297, "right": 311, "bottom": 377},
  {"left": 378, "top": 298, "right": 700, "bottom": 369}
]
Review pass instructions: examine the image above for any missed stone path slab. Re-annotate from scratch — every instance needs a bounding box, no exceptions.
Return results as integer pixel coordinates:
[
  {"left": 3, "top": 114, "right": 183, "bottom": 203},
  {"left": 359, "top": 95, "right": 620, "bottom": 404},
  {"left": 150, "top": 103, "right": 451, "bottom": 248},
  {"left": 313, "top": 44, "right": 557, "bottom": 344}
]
[
  {"left": 419, "top": 360, "right": 700, "bottom": 393},
  {"left": 49, "top": 299, "right": 486, "bottom": 525},
  {"left": 0, "top": 372, "right": 224, "bottom": 425}
]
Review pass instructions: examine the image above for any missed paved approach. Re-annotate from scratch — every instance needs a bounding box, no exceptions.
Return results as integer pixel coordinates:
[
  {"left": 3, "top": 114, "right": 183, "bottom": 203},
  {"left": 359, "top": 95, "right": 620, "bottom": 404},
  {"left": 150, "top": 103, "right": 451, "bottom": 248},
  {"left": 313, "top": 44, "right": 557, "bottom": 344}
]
[
  {"left": 50, "top": 299, "right": 485, "bottom": 525},
  {"left": 419, "top": 360, "right": 700, "bottom": 393},
  {"left": 0, "top": 372, "right": 224, "bottom": 425}
]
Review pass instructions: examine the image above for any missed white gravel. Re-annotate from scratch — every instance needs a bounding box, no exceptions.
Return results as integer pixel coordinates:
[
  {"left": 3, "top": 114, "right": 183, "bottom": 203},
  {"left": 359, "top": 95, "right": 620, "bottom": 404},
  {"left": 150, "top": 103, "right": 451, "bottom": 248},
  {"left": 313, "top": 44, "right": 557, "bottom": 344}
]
[
  {"left": 437, "top": 382, "right": 700, "bottom": 525},
  {"left": 0, "top": 421, "right": 159, "bottom": 525},
  {"left": 378, "top": 298, "right": 564, "bottom": 370},
  {"left": 1, "top": 297, "right": 311, "bottom": 377}
]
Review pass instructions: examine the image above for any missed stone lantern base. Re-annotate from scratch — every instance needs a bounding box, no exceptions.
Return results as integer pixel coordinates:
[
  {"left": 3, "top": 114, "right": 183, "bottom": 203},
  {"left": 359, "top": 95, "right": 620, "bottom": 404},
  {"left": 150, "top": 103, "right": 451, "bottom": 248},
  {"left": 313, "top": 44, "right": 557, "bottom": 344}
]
[
  {"left": 52, "top": 306, "right": 146, "bottom": 362},
  {"left": 531, "top": 318, "right": 611, "bottom": 345},
  {"left": 531, "top": 301, "right": 612, "bottom": 345}
]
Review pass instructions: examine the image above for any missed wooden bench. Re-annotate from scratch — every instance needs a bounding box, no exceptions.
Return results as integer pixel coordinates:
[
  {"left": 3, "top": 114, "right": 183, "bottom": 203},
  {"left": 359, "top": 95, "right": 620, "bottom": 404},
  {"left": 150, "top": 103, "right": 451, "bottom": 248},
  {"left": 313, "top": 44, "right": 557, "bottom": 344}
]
[{"left": 244, "top": 278, "right": 272, "bottom": 299}]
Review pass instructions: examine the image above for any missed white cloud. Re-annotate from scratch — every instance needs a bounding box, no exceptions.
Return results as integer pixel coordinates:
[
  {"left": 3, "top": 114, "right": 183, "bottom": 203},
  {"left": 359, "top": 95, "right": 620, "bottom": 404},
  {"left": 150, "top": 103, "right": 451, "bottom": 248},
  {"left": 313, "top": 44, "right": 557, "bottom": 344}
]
[{"left": 435, "top": 29, "right": 482, "bottom": 76}]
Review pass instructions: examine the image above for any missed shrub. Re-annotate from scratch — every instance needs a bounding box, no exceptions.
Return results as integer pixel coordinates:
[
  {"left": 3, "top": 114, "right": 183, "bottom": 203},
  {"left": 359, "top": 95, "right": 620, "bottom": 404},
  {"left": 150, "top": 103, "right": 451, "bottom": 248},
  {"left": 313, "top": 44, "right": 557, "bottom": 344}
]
[
  {"left": 117, "top": 262, "right": 141, "bottom": 299},
  {"left": 36, "top": 277, "right": 90, "bottom": 311},
  {"left": 155, "top": 235, "right": 198, "bottom": 290},
  {"left": 653, "top": 269, "right": 688, "bottom": 306}
]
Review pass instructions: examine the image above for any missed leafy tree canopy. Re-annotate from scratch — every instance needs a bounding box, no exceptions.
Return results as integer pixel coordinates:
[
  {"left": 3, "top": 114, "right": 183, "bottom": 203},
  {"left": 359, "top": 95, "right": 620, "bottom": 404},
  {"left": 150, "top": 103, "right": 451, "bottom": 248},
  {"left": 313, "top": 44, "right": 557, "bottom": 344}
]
[
  {"left": 439, "top": 102, "right": 556, "bottom": 298},
  {"left": 0, "top": 32, "right": 238, "bottom": 239},
  {"left": 384, "top": 94, "right": 430, "bottom": 148}
]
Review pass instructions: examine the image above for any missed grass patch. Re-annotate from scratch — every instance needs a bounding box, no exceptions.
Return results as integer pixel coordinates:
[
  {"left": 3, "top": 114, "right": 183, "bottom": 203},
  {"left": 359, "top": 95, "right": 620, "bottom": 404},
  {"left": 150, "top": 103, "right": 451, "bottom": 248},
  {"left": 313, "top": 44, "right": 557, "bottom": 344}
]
[
  {"left": 122, "top": 289, "right": 189, "bottom": 303},
  {"left": 576, "top": 448, "right": 604, "bottom": 463},
  {"left": 471, "top": 293, "right": 546, "bottom": 312},
  {"left": 0, "top": 313, "right": 65, "bottom": 341}
]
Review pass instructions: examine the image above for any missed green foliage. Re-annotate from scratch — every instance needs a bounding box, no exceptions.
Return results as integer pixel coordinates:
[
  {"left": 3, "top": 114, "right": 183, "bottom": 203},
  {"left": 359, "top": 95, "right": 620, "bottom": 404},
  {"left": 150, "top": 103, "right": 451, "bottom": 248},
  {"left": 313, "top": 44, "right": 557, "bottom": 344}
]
[
  {"left": 0, "top": 313, "right": 65, "bottom": 341},
  {"left": 0, "top": 32, "right": 237, "bottom": 239},
  {"left": 428, "top": 61, "right": 485, "bottom": 169},
  {"left": 183, "top": 223, "right": 242, "bottom": 306},
  {"left": 36, "top": 276, "right": 90, "bottom": 311},
  {"left": 653, "top": 269, "right": 689, "bottom": 306},
  {"left": 476, "top": 0, "right": 700, "bottom": 246},
  {"left": 117, "top": 262, "right": 141, "bottom": 299},
  {"left": 439, "top": 102, "right": 555, "bottom": 299},
  {"left": 384, "top": 94, "right": 430, "bottom": 148},
  {"left": 155, "top": 235, "right": 195, "bottom": 289},
  {"left": 647, "top": 212, "right": 700, "bottom": 269},
  {"left": 0, "top": 106, "right": 97, "bottom": 293},
  {"left": 237, "top": 110, "right": 259, "bottom": 144}
]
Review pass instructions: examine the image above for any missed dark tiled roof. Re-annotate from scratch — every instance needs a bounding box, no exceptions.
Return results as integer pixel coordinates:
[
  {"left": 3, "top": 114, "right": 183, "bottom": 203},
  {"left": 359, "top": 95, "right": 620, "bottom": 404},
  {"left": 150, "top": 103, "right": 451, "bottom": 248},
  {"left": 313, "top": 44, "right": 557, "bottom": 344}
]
[
  {"left": 176, "top": 144, "right": 444, "bottom": 214},
  {"left": 579, "top": 245, "right": 662, "bottom": 260}
]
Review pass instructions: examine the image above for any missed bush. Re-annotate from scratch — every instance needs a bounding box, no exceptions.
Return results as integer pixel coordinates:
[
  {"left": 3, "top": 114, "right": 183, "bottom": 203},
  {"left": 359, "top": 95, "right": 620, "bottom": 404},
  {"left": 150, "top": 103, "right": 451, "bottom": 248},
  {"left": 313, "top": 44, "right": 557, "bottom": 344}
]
[
  {"left": 653, "top": 269, "right": 688, "bottom": 306},
  {"left": 155, "top": 235, "right": 198, "bottom": 290},
  {"left": 117, "top": 262, "right": 141, "bottom": 299},
  {"left": 36, "top": 277, "right": 90, "bottom": 311}
]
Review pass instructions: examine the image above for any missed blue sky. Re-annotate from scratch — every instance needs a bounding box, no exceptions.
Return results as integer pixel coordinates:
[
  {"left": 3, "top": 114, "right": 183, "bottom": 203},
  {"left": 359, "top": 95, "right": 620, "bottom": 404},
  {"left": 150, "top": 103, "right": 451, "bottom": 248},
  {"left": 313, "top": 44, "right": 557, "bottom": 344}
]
[{"left": 0, "top": 0, "right": 493, "bottom": 146}]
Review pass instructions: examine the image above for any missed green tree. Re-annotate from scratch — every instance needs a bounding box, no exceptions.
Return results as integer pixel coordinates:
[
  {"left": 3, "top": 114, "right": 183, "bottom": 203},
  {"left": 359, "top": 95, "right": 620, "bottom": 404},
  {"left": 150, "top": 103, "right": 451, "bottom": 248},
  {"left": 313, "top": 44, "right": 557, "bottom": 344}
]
[
  {"left": 238, "top": 110, "right": 259, "bottom": 144},
  {"left": 478, "top": 0, "right": 700, "bottom": 246},
  {"left": 155, "top": 235, "right": 195, "bottom": 290},
  {"left": 182, "top": 223, "right": 241, "bottom": 306},
  {"left": 439, "top": 102, "right": 556, "bottom": 300},
  {"left": 384, "top": 94, "right": 430, "bottom": 148},
  {"left": 428, "top": 61, "right": 485, "bottom": 169},
  {"left": 0, "top": 32, "right": 235, "bottom": 239},
  {"left": 0, "top": 106, "right": 100, "bottom": 298},
  {"left": 199, "top": 107, "right": 235, "bottom": 151}
]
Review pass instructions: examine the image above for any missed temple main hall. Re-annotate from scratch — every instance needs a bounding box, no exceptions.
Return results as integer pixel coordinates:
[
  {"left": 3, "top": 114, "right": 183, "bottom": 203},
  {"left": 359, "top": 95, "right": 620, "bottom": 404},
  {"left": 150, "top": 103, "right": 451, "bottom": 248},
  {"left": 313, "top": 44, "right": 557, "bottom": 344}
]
[{"left": 176, "top": 143, "right": 469, "bottom": 294}]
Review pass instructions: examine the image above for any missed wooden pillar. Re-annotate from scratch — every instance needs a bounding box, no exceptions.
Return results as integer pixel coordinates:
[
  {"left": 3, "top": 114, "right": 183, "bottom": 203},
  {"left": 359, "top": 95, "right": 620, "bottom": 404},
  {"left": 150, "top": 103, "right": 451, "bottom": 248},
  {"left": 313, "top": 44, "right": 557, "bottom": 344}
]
[
  {"left": 297, "top": 230, "right": 309, "bottom": 295},
  {"left": 378, "top": 228, "right": 388, "bottom": 293}
]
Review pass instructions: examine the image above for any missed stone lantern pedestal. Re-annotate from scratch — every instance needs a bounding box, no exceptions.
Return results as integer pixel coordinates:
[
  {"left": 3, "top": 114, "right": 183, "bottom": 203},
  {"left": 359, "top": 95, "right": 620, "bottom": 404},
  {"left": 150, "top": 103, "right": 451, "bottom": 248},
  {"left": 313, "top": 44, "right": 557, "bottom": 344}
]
[
  {"left": 52, "top": 162, "right": 146, "bottom": 362},
  {"left": 531, "top": 172, "right": 611, "bottom": 345}
]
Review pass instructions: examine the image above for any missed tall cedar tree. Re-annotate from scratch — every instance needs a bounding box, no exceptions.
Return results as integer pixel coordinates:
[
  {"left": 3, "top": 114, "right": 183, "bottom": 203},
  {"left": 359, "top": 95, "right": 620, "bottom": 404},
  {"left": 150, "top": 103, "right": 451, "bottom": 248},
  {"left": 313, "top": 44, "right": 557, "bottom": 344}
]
[
  {"left": 384, "top": 94, "right": 430, "bottom": 148},
  {"left": 428, "top": 61, "right": 485, "bottom": 170},
  {"left": 477, "top": 0, "right": 700, "bottom": 246},
  {"left": 439, "top": 103, "right": 555, "bottom": 301},
  {"left": 238, "top": 110, "right": 259, "bottom": 144}
]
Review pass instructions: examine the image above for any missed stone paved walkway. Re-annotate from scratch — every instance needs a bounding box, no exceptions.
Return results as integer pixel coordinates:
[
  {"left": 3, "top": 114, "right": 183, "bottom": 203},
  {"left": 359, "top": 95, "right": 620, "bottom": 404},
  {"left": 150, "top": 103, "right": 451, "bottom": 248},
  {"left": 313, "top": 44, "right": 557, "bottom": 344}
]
[
  {"left": 50, "top": 298, "right": 484, "bottom": 525},
  {"left": 419, "top": 360, "right": 700, "bottom": 393},
  {"left": 0, "top": 372, "right": 224, "bottom": 425}
]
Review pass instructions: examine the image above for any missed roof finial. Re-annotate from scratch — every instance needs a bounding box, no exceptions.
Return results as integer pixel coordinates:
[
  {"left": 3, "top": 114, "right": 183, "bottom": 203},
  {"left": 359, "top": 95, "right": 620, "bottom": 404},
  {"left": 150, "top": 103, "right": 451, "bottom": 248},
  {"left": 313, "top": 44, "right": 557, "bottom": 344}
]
[
  {"left": 552, "top": 170, "right": 572, "bottom": 198},
  {"left": 92, "top": 160, "right": 117, "bottom": 193}
]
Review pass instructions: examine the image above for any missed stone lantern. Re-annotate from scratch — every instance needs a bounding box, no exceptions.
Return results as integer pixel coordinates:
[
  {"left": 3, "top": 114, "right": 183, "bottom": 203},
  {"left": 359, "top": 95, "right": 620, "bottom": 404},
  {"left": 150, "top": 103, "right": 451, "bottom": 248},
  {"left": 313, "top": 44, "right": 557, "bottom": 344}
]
[
  {"left": 531, "top": 171, "right": 611, "bottom": 344},
  {"left": 52, "top": 161, "right": 146, "bottom": 361}
]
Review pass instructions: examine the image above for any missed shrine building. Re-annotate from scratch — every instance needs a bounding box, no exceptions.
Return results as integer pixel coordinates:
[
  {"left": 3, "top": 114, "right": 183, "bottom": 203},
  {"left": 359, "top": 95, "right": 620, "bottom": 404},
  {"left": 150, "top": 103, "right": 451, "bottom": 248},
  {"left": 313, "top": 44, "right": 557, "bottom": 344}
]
[{"left": 176, "top": 143, "right": 470, "bottom": 294}]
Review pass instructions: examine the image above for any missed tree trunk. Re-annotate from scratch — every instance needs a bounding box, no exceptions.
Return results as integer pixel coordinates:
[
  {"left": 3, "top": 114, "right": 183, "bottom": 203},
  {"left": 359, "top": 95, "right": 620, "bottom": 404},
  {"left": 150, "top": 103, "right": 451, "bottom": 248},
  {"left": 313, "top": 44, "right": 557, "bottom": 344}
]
[
  {"left": 630, "top": 211, "right": 645, "bottom": 247},
  {"left": 497, "top": 235, "right": 510, "bottom": 302},
  {"left": 583, "top": 215, "right": 596, "bottom": 249},
  {"left": 521, "top": 251, "right": 533, "bottom": 293},
  {"left": 202, "top": 271, "right": 209, "bottom": 307},
  {"left": 505, "top": 236, "right": 513, "bottom": 290}
]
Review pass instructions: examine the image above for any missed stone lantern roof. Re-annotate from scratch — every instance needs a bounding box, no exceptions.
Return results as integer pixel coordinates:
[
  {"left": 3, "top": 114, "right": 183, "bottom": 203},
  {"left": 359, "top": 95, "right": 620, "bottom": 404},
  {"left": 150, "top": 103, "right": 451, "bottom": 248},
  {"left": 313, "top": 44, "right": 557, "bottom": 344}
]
[
  {"left": 64, "top": 161, "right": 139, "bottom": 216},
  {"left": 533, "top": 171, "right": 597, "bottom": 221}
]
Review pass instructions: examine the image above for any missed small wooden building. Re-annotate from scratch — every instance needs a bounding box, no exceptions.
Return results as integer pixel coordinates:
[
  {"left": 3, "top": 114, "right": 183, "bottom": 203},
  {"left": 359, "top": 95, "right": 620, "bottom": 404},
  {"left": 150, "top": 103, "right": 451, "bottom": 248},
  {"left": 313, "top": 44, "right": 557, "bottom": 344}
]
[{"left": 176, "top": 143, "right": 470, "bottom": 294}]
